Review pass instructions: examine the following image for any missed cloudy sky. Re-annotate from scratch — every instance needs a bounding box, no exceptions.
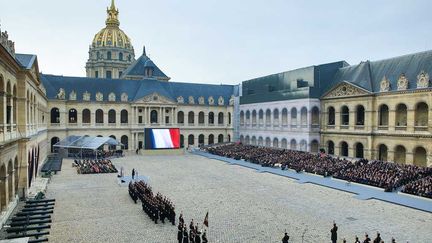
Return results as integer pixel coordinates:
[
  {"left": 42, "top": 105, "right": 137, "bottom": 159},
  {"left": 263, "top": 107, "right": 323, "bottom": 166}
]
[{"left": 1, "top": 0, "right": 432, "bottom": 84}]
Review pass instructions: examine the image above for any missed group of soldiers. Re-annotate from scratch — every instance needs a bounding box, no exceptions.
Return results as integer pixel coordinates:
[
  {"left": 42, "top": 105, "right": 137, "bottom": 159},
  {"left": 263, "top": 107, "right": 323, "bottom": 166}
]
[
  {"left": 73, "top": 159, "right": 118, "bottom": 174},
  {"left": 128, "top": 180, "right": 176, "bottom": 225},
  {"left": 177, "top": 214, "right": 208, "bottom": 243}
]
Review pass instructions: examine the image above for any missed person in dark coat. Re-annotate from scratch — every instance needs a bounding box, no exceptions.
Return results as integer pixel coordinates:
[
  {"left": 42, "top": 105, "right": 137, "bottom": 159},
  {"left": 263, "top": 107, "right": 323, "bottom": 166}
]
[
  {"left": 183, "top": 230, "right": 189, "bottom": 243},
  {"left": 355, "top": 236, "right": 361, "bottom": 243},
  {"left": 132, "top": 168, "right": 135, "bottom": 179},
  {"left": 202, "top": 230, "right": 208, "bottom": 243},
  {"left": 282, "top": 232, "right": 289, "bottom": 243},
  {"left": 373, "top": 232, "right": 382, "bottom": 243},
  {"left": 177, "top": 223, "right": 183, "bottom": 243},
  {"left": 363, "top": 234, "right": 371, "bottom": 243},
  {"left": 195, "top": 229, "right": 201, "bottom": 243},
  {"left": 331, "top": 223, "right": 338, "bottom": 243}
]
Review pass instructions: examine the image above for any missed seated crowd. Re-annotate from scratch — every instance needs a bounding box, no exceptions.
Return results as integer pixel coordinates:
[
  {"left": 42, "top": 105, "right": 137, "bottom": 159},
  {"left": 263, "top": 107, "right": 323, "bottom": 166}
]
[
  {"left": 129, "top": 181, "right": 176, "bottom": 225},
  {"left": 73, "top": 159, "right": 118, "bottom": 174},
  {"left": 401, "top": 175, "right": 432, "bottom": 199},
  {"left": 206, "top": 144, "right": 432, "bottom": 198}
]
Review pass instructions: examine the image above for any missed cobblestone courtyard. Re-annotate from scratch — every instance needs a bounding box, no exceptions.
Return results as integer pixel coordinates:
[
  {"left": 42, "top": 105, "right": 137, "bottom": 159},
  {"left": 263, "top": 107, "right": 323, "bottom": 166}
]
[{"left": 46, "top": 153, "right": 432, "bottom": 242}]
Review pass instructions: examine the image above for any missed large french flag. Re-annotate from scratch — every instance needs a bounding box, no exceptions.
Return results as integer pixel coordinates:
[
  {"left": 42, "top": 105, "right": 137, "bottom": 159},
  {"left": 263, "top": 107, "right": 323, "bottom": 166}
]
[{"left": 150, "top": 129, "right": 180, "bottom": 149}]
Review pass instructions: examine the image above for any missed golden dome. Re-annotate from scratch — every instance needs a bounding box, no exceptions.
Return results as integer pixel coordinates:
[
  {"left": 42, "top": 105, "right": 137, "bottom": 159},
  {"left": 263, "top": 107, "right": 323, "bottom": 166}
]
[{"left": 91, "top": 0, "right": 133, "bottom": 50}]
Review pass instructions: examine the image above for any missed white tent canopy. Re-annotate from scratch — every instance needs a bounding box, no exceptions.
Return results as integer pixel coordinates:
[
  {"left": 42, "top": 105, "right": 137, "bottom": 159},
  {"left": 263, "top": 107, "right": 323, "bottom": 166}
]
[{"left": 53, "top": 135, "right": 122, "bottom": 150}]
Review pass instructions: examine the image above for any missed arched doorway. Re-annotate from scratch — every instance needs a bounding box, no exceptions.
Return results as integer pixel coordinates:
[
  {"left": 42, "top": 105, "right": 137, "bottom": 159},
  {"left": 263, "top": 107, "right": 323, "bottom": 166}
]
[
  {"left": 198, "top": 134, "right": 205, "bottom": 145},
  {"left": 340, "top": 142, "right": 348, "bottom": 157},
  {"left": 311, "top": 140, "right": 319, "bottom": 153},
  {"left": 121, "top": 135, "right": 128, "bottom": 150},
  {"left": 208, "top": 134, "right": 214, "bottom": 145},
  {"left": 218, "top": 134, "right": 224, "bottom": 143},
  {"left": 188, "top": 135, "right": 194, "bottom": 145},
  {"left": 0, "top": 165, "right": 7, "bottom": 210},
  {"left": 378, "top": 144, "right": 388, "bottom": 161},
  {"left": 394, "top": 145, "right": 406, "bottom": 164},
  {"left": 414, "top": 147, "right": 427, "bottom": 167},
  {"left": 180, "top": 135, "right": 184, "bottom": 148},
  {"left": 8, "top": 160, "right": 13, "bottom": 201},
  {"left": 328, "top": 141, "right": 334, "bottom": 155}
]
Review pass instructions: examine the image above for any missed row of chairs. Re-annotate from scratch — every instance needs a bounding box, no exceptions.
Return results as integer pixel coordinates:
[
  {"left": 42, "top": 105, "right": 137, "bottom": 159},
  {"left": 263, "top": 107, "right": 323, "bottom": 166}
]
[{"left": 5, "top": 198, "right": 56, "bottom": 243}]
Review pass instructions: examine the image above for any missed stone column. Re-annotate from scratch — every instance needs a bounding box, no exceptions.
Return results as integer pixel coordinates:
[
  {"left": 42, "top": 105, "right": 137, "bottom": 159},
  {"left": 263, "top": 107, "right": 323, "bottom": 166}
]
[
  {"left": 388, "top": 109, "right": 396, "bottom": 131},
  {"left": 407, "top": 108, "right": 415, "bottom": 132},
  {"left": 131, "top": 132, "right": 135, "bottom": 150}
]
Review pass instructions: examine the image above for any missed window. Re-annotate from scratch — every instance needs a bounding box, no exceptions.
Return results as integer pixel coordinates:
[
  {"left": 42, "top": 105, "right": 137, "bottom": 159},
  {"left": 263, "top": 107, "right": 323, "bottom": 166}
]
[
  {"left": 119, "top": 71, "right": 123, "bottom": 77},
  {"left": 119, "top": 52, "right": 123, "bottom": 61},
  {"left": 139, "top": 116, "right": 143, "bottom": 124},
  {"left": 107, "top": 51, "right": 112, "bottom": 60},
  {"left": 95, "top": 71, "right": 99, "bottom": 78},
  {"left": 106, "top": 71, "right": 112, "bottom": 79}
]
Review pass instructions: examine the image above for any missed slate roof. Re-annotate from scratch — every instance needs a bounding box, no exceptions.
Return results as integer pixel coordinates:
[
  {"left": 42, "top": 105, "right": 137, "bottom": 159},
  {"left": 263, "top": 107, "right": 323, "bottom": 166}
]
[
  {"left": 15, "top": 54, "right": 37, "bottom": 69},
  {"left": 121, "top": 53, "right": 169, "bottom": 80},
  {"left": 40, "top": 74, "right": 235, "bottom": 105},
  {"left": 323, "top": 50, "right": 432, "bottom": 94}
]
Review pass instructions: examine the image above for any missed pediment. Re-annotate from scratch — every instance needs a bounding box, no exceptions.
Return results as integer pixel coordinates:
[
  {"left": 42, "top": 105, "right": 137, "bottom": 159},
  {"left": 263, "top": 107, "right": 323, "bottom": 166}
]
[
  {"left": 134, "top": 92, "right": 175, "bottom": 104},
  {"left": 322, "top": 81, "right": 371, "bottom": 99}
]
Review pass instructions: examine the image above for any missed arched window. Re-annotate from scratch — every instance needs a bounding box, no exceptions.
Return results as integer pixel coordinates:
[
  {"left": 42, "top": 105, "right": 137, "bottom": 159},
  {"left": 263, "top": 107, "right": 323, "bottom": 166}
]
[
  {"left": 50, "top": 107, "right": 60, "bottom": 123},
  {"left": 414, "top": 147, "right": 427, "bottom": 167},
  {"left": 394, "top": 145, "right": 406, "bottom": 164},
  {"left": 199, "top": 112, "right": 205, "bottom": 124},
  {"left": 273, "top": 138, "right": 279, "bottom": 148},
  {"left": 378, "top": 104, "right": 389, "bottom": 126},
  {"left": 240, "top": 111, "right": 244, "bottom": 125},
  {"left": 188, "top": 111, "right": 195, "bottom": 124},
  {"left": 245, "top": 136, "right": 250, "bottom": 145},
  {"left": 415, "top": 102, "right": 429, "bottom": 127},
  {"left": 107, "top": 51, "right": 112, "bottom": 60},
  {"left": 188, "top": 135, "right": 194, "bottom": 145},
  {"left": 291, "top": 108, "right": 297, "bottom": 125},
  {"left": 96, "top": 51, "right": 100, "bottom": 59},
  {"left": 378, "top": 144, "right": 387, "bottom": 161},
  {"left": 108, "top": 109, "right": 116, "bottom": 124},
  {"left": 218, "top": 112, "right": 224, "bottom": 125},
  {"left": 240, "top": 135, "right": 244, "bottom": 144},
  {"left": 245, "top": 110, "right": 250, "bottom": 124},
  {"left": 281, "top": 138, "right": 287, "bottom": 149},
  {"left": 356, "top": 105, "right": 365, "bottom": 126},
  {"left": 300, "top": 140, "right": 307, "bottom": 151},
  {"left": 251, "top": 136, "right": 257, "bottom": 145},
  {"left": 96, "top": 109, "right": 104, "bottom": 123},
  {"left": 252, "top": 110, "right": 257, "bottom": 125},
  {"left": 258, "top": 109, "right": 264, "bottom": 124},
  {"left": 300, "top": 107, "right": 307, "bottom": 126},
  {"left": 281, "top": 108, "right": 288, "bottom": 126},
  {"left": 208, "top": 134, "right": 214, "bottom": 145},
  {"left": 82, "top": 109, "right": 91, "bottom": 123},
  {"left": 177, "top": 111, "right": 184, "bottom": 124},
  {"left": 228, "top": 112, "right": 231, "bottom": 125},
  {"left": 265, "top": 137, "right": 271, "bottom": 147},
  {"left": 121, "top": 110, "right": 128, "bottom": 124},
  {"left": 121, "top": 135, "right": 128, "bottom": 150},
  {"left": 227, "top": 134, "right": 231, "bottom": 142},
  {"left": 328, "top": 141, "right": 335, "bottom": 155},
  {"left": 0, "top": 76, "right": 4, "bottom": 125},
  {"left": 198, "top": 134, "right": 205, "bottom": 145},
  {"left": 68, "top": 108, "right": 77, "bottom": 123},
  {"left": 150, "top": 110, "right": 158, "bottom": 123},
  {"left": 265, "top": 109, "right": 271, "bottom": 125},
  {"left": 218, "top": 134, "right": 224, "bottom": 143},
  {"left": 311, "top": 107, "right": 319, "bottom": 126},
  {"left": 51, "top": 137, "right": 60, "bottom": 153},
  {"left": 290, "top": 139, "right": 297, "bottom": 150},
  {"left": 355, "top": 143, "right": 364, "bottom": 158},
  {"left": 341, "top": 106, "right": 349, "bottom": 126},
  {"left": 395, "top": 104, "right": 407, "bottom": 127},
  {"left": 208, "top": 112, "right": 214, "bottom": 124},
  {"left": 328, "top": 107, "right": 335, "bottom": 125},
  {"left": 273, "top": 109, "right": 279, "bottom": 121},
  {"left": 340, "top": 141, "right": 349, "bottom": 157},
  {"left": 109, "top": 135, "right": 116, "bottom": 140},
  {"left": 119, "top": 52, "right": 123, "bottom": 61},
  {"left": 258, "top": 137, "right": 263, "bottom": 146}
]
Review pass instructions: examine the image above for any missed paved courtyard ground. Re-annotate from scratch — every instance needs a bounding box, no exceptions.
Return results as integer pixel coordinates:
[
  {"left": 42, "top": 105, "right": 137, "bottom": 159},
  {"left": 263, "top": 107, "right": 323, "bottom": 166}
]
[{"left": 46, "top": 153, "right": 432, "bottom": 243}]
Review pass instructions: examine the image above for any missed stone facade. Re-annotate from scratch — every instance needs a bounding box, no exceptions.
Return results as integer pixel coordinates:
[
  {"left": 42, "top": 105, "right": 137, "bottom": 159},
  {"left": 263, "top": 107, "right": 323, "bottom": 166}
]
[{"left": 0, "top": 30, "right": 48, "bottom": 220}]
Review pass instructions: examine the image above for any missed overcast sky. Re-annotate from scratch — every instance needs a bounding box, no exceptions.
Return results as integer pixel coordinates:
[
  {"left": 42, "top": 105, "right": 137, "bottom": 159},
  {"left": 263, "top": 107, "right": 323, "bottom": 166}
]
[{"left": 1, "top": 0, "right": 432, "bottom": 84}]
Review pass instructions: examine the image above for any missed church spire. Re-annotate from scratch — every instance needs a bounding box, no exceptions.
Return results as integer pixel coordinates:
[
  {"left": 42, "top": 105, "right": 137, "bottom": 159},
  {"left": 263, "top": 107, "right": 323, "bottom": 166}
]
[{"left": 106, "top": 0, "right": 120, "bottom": 27}]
